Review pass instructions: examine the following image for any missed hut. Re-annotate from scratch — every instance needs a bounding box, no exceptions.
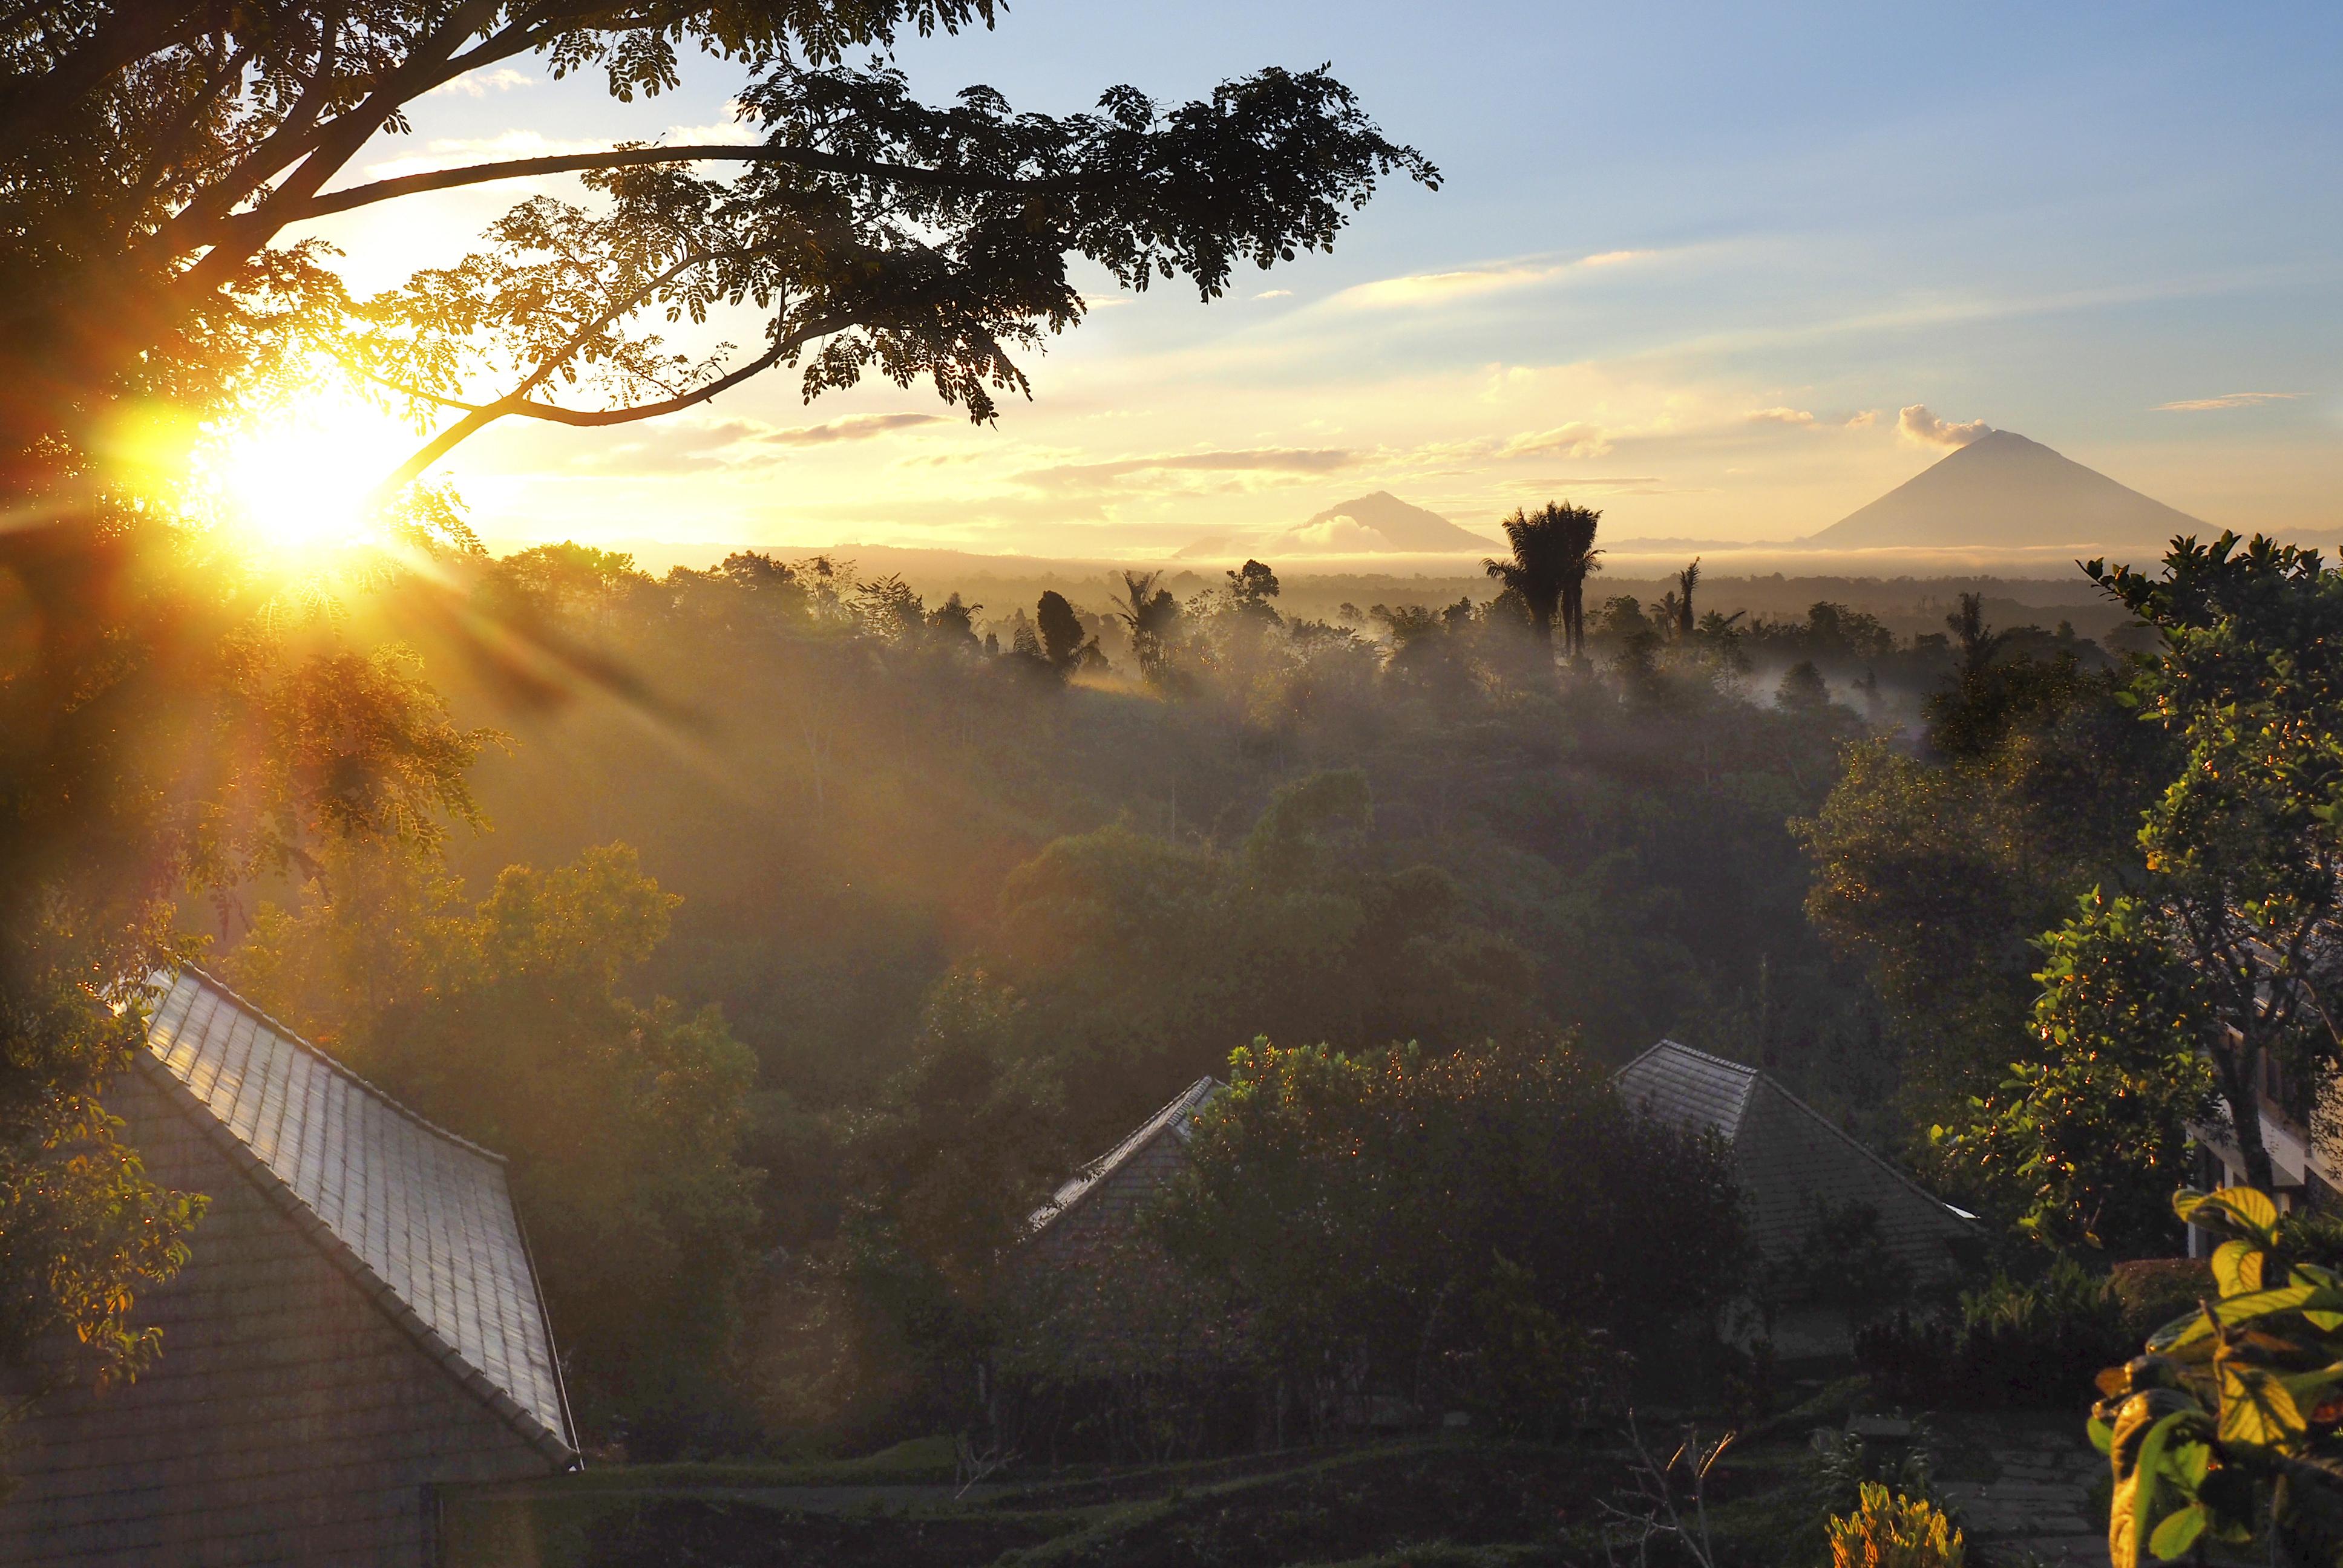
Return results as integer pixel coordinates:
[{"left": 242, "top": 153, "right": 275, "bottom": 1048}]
[
  {"left": 0, "top": 967, "right": 576, "bottom": 1565},
  {"left": 1615, "top": 1039, "right": 1976, "bottom": 1349},
  {"left": 1026, "top": 1076, "right": 1222, "bottom": 1259}
]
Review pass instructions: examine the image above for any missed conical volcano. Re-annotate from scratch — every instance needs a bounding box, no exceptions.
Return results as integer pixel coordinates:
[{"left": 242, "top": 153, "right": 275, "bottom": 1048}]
[{"left": 1803, "top": 430, "right": 2207, "bottom": 549}]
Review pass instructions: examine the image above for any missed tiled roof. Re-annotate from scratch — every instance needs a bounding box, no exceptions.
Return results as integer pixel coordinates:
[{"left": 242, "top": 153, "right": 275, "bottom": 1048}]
[
  {"left": 1613, "top": 1038, "right": 1973, "bottom": 1276},
  {"left": 1030, "top": 1076, "right": 1221, "bottom": 1234},
  {"left": 141, "top": 968, "right": 575, "bottom": 1466},
  {"left": 1615, "top": 1039, "right": 1760, "bottom": 1140}
]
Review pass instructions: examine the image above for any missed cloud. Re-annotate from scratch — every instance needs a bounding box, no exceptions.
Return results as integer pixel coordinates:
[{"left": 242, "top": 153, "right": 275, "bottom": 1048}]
[
  {"left": 1493, "top": 423, "right": 1616, "bottom": 460},
  {"left": 1896, "top": 405, "right": 1993, "bottom": 449},
  {"left": 1017, "top": 447, "right": 1357, "bottom": 490},
  {"left": 1332, "top": 248, "right": 1660, "bottom": 310},
  {"left": 760, "top": 413, "right": 948, "bottom": 446},
  {"left": 1255, "top": 289, "right": 1293, "bottom": 299},
  {"left": 428, "top": 68, "right": 533, "bottom": 97},
  {"left": 1745, "top": 407, "right": 1815, "bottom": 425},
  {"left": 1844, "top": 410, "right": 1879, "bottom": 429},
  {"left": 2151, "top": 391, "right": 2305, "bottom": 412}
]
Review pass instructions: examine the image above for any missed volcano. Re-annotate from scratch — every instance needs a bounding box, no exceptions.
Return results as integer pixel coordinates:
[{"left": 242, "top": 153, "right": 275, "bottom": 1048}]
[{"left": 1803, "top": 430, "right": 2206, "bottom": 550}]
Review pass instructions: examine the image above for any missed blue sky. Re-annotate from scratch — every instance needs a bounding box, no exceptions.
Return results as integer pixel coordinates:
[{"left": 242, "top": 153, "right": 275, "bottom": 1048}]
[{"left": 317, "top": 1, "right": 2342, "bottom": 561}]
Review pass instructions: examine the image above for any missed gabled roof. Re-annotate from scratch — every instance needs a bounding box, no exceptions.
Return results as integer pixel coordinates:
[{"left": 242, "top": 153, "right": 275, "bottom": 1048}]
[
  {"left": 1614, "top": 1039, "right": 1973, "bottom": 1263},
  {"left": 141, "top": 967, "right": 576, "bottom": 1467},
  {"left": 1615, "top": 1039, "right": 1760, "bottom": 1139},
  {"left": 1029, "top": 1076, "right": 1221, "bottom": 1235}
]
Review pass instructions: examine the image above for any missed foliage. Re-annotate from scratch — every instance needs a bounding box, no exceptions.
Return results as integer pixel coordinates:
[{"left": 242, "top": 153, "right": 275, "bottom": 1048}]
[
  {"left": 1858, "top": 1258, "right": 2132, "bottom": 1409},
  {"left": 1825, "top": 1483, "right": 1965, "bottom": 1568},
  {"left": 1483, "top": 500, "right": 1601, "bottom": 659},
  {"left": 230, "top": 840, "right": 759, "bottom": 1440},
  {"left": 1799, "top": 606, "right": 2169, "bottom": 1161},
  {"left": 1935, "top": 890, "right": 2217, "bottom": 1255},
  {"left": 931, "top": 772, "right": 1541, "bottom": 1150},
  {"left": 1158, "top": 1034, "right": 1745, "bottom": 1432},
  {"left": 2090, "top": 1185, "right": 2343, "bottom": 1568},
  {"left": 2065, "top": 534, "right": 2343, "bottom": 1191},
  {"left": 1762, "top": 1199, "right": 1918, "bottom": 1330},
  {"left": 0, "top": 525, "right": 492, "bottom": 1403}
]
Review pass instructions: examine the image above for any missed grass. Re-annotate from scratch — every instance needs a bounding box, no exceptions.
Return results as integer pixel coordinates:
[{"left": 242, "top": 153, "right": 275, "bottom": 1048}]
[{"left": 441, "top": 1376, "right": 2085, "bottom": 1568}]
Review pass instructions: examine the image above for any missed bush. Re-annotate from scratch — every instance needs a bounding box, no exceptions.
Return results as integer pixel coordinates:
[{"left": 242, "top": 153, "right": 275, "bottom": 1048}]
[
  {"left": 1855, "top": 1257, "right": 2131, "bottom": 1408},
  {"left": 1826, "top": 1483, "right": 1965, "bottom": 1568}
]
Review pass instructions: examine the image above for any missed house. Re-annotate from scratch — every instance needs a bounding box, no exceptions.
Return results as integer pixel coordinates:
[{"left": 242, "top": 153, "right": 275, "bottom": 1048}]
[
  {"left": 1615, "top": 1039, "right": 1976, "bottom": 1344},
  {"left": 1026, "top": 1076, "right": 1222, "bottom": 1259},
  {"left": 0, "top": 967, "right": 577, "bottom": 1566}
]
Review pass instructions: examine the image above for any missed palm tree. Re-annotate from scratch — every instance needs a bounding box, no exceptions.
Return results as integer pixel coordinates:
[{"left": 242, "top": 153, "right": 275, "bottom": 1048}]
[
  {"left": 1946, "top": 590, "right": 2006, "bottom": 679},
  {"left": 1115, "top": 570, "right": 1182, "bottom": 679},
  {"left": 1483, "top": 501, "right": 1604, "bottom": 662},
  {"left": 1674, "top": 558, "right": 1700, "bottom": 639}
]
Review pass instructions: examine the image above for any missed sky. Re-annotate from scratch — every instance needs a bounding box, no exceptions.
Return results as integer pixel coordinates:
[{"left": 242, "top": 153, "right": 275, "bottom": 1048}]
[{"left": 298, "top": 1, "right": 2343, "bottom": 564}]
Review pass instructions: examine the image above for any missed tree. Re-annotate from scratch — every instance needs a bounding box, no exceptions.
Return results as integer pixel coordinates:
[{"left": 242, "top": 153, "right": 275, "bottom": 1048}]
[
  {"left": 1157, "top": 1034, "right": 1743, "bottom": 1428},
  {"left": 1776, "top": 659, "right": 1830, "bottom": 711},
  {"left": 1034, "top": 590, "right": 1094, "bottom": 674},
  {"left": 1676, "top": 558, "right": 1700, "bottom": 639},
  {"left": 2048, "top": 534, "right": 2343, "bottom": 1194},
  {"left": 230, "top": 840, "right": 761, "bottom": 1436},
  {"left": 1483, "top": 501, "right": 1602, "bottom": 662},
  {"left": 1936, "top": 890, "right": 2217, "bottom": 1255},
  {"left": 3, "top": 3, "right": 1434, "bottom": 495},
  {"left": 1114, "top": 569, "right": 1184, "bottom": 684},
  {"left": 1945, "top": 592, "right": 2008, "bottom": 682}
]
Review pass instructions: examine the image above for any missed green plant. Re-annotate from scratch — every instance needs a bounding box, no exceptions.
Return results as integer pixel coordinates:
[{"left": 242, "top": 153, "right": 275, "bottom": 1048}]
[
  {"left": 1826, "top": 1482, "right": 1965, "bottom": 1568},
  {"left": 2092, "top": 1186, "right": 2343, "bottom": 1568}
]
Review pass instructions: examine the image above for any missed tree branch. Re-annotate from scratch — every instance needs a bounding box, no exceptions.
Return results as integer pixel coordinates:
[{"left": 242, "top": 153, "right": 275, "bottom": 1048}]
[{"left": 267, "top": 141, "right": 1086, "bottom": 229}]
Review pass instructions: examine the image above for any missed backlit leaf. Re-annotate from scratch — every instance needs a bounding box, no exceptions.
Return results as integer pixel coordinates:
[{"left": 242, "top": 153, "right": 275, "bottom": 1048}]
[
  {"left": 2216, "top": 1351, "right": 2305, "bottom": 1448},
  {"left": 2212, "top": 1240, "right": 2264, "bottom": 1297}
]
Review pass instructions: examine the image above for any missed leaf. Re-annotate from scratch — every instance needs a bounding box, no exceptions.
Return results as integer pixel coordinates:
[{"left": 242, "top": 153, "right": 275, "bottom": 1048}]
[
  {"left": 2216, "top": 1350, "right": 2306, "bottom": 1449},
  {"left": 2152, "top": 1284, "right": 2338, "bottom": 1351},
  {"left": 2149, "top": 1503, "right": 2207, "bottom": 1560},
  {"left": 2175, "top": 1186, "right": 2279, "bottom": 1245},
  {"left": 2110, "top": 1400, "right": 2196, "bottom": 1568},
  {"left": 2212, "top": 1239, "right": 2264, "bottom": 1297},
  {"left": 2305, "top": 1310, "right": 2343, "bottom": 1333}
]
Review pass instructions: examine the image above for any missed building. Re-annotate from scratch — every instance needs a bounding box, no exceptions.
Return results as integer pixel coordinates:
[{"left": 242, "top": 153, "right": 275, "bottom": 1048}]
[
  {"left": 0, "top": 967, "right": 577, "bottom": 1566},
  {"left": 1026, "top": 1076, "right": 1222, "bottom": 1258},
  {"left": 1615, "top": 1039, "right": 1976, "bottom": 1346}
]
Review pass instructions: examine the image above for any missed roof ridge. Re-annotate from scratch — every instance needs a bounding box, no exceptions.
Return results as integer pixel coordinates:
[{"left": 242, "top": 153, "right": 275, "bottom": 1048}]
[
  {"left": 171, "top": 964, "right": 509, "bottom": 1166},
  {"left": 1031, "top": 1074, "right": 1221, "bottom": 1234}
]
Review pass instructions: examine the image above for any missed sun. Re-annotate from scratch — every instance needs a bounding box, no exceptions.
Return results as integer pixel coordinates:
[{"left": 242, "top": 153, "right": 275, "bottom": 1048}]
[{"left": 203, "top": 402, "right": 416, "bottom": 560}]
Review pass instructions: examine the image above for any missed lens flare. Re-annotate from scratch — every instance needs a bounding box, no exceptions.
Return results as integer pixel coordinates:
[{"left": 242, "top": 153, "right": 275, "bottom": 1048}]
[{"left": 199, "top": 402, "right": 415, "bottom": 560}]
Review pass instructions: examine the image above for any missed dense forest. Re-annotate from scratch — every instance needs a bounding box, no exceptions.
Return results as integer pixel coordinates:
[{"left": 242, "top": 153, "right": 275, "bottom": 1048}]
[{"left": 168, "top": 523, "right": 2210, "bottom": 1453}]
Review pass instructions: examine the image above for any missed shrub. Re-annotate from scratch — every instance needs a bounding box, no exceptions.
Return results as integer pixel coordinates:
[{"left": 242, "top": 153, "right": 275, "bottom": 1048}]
[
  {"left": 1856, "top": 1257, "right": 2131, "bottom": 1408},
  {"left": 1826, "top": 1483, "right": 1965, "bottom": 1568}
]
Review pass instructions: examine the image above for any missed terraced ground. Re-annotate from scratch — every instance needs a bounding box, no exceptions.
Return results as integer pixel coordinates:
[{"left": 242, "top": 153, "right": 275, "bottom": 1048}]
[{"left": 441, "top": 1387, "right": 2111, "bottom": 1568}]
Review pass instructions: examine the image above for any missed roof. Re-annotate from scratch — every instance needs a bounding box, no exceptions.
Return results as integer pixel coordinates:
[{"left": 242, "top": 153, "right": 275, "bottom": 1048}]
[
  {"left": 1030, "top": 1076, "right": 1221, "bottom": 1235},
  {"left": 140, "top": 967, "right": 576, "bottom": 1467},
  {"left": 1614, "top": 1039, "right": 1973, "bottom": 1267},
  {"left": 1615, "top": 1039, "right": 1760, "bottom": 1138}
]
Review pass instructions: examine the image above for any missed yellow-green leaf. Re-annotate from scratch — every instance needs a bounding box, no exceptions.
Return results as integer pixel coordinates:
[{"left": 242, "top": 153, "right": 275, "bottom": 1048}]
[
  {"left": 2153, "top": 1284, "right": 2336, "bottom": 1350},
  {"left": 2149, "top": 1503, "right": 2207, "bottom": 1559},
  {"left": 2175, "top": 1185, "right": 2279, "bottom": 1244},
  {"left": 2212, "top": 1240, "right": 2264, "bottom": 1298},
  {"left": 2217, "top": 1353, "right": 2306, "bottom": 1448}
]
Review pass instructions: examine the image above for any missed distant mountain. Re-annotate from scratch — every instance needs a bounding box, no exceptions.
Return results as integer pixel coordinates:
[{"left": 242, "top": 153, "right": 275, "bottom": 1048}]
[
  {"left": 1280, "top": 491, "right": 1496, "bottom": 553},
  {"left": 1174, "top": 492, "right": 1495, "bottom": 559},
  {"left": 1803, "top": 430, "right": 2206, "bottom": 550}
]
